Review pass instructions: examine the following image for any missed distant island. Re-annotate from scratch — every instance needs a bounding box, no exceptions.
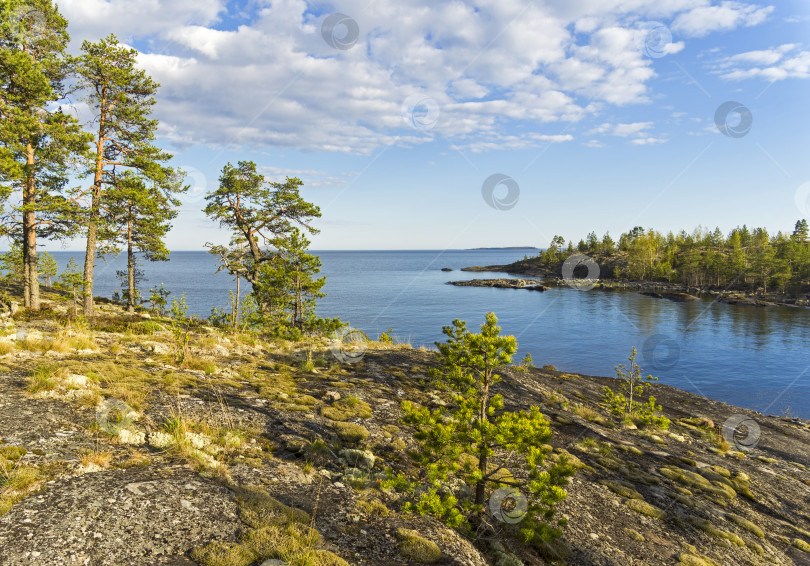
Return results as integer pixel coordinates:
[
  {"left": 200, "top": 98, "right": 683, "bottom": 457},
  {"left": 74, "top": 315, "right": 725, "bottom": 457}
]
[
  {"left": 455, "top": 221, "right": 810, "bottom": 307},
  {"left": 466, "top": 246, "right": 540, "bottom": 250}
]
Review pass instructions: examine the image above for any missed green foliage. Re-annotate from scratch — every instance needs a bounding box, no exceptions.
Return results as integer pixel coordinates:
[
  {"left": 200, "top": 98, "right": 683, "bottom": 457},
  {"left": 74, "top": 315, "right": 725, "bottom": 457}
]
[
  {"left": 0, "top": 243, "right": 22, "bottom": 281},
  {"left": 378, "top": 328, "right": 395, "bottom": 344},
  {"left": 104, "top": 171, "right": 185, "bottom": 312},
  {"left": 602, "top": 347, "right": 669, "bottom": 429},
  {"left": 169, "top": 294, "right": 190, "bottom": 364},
  {"left": 56, "top": 257, "right": 85, "bottom": 315},
  {"left": 73, "top": 34, "right": 176, "bottom": 315},
  {"left": 253, "top": 228, "right": 330, "bottom": 333},
  {"left": 0, "top": 0, "right": 90, "bottom": 309},
  {"left": 210, "top": 290, "right": 259, "bottom": 332},
  {"left": 37, "top": 250, "right": 57, "bottom": 286},
  {"left": 147, "top": 283, "right": 170, "bottom": 315},
  {"left": 204, "top": 161, "right": 330, "bottom": 335},
  {"left": 398, "top": 312, "right": 574, "bottom": 544},
  {"left": 515, "top": 352, "right": 534, "bottom": 372}
]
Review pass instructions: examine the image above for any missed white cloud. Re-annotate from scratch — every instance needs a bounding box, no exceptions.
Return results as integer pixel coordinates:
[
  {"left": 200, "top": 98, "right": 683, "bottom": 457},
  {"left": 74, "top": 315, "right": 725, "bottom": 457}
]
[
  {"left": 58, "top": 0, "right": 774, "bottom": 154},
  {"left": 716, "top": 44, "right": 810, "bottom": 81},
  {"left": 629, "top": 136, "right": 667, "bottom": 145},
  {"left": 588, "top": 121, "right": 653, "bottom": 136},
  {"left": 672, "top": 1, "right": 773, "bottom": 38},
  {"left": 725, "top": 44, "right": 796, "bottom": 65}
]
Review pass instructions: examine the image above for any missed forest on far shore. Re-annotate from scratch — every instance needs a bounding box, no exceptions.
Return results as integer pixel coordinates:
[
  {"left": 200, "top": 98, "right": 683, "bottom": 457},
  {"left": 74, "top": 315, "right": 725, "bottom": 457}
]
[{"left": 524, "top": 220, "right": 810, "bottom": 294}]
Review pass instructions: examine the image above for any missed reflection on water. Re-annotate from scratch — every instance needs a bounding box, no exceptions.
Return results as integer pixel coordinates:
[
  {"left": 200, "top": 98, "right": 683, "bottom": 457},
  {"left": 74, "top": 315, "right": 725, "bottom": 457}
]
[{"left": 49, "top": 250, "right": 810, "bottom": 418}]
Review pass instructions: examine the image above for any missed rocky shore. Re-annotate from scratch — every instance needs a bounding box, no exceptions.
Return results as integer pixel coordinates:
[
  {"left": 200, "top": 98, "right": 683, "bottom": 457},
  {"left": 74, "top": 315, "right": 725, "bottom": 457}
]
[
  {"left": 447, "top": 279, "right": 547, "bottom": 291},
  {"left": 0, "top": 292, "right": 809, "bottom": 565},
  {"left": 458, "top": 265, "right": 809, "bottom": 308}
]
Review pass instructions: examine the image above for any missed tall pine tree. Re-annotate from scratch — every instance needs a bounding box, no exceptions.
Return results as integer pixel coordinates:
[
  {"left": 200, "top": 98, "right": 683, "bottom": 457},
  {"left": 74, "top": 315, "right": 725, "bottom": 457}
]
[
  {"left": 73, "top": 34, "right": 175, "bottom": 316},
  {"left": 0, "top": 0, "right": 89, "bottom": 310},
  {"left": 103, "top": 170, "right": 184, "bottom": 313}
]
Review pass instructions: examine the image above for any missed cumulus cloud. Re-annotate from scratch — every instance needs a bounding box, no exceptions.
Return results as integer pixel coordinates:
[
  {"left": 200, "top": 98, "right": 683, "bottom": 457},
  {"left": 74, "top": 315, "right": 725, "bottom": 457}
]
[
  {"left": 58, "top": 0, "right": 772, "bottom": 154},
  {"left": 716, "top": 44, "right": 810, "bottom": 81},
  {"left": 672, "top": 1, "right": 773, "bottom": 37}
]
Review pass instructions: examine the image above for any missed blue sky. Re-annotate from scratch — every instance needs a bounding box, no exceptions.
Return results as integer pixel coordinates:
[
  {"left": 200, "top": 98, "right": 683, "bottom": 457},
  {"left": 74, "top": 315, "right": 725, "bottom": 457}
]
[{"left": 54, "top": 0, "right": 810, "bottom": 250}]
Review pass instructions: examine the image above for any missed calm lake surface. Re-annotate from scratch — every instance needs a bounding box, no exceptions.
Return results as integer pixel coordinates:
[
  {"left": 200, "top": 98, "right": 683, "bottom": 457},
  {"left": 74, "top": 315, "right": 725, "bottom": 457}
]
[{"left": 49, "top": 249, "right": 810, "bottom": 418}]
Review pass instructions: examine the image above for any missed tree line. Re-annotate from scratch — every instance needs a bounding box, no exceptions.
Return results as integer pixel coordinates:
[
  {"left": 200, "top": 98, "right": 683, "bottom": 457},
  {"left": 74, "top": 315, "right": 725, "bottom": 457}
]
[
  {"left": 0, "top": 0, "right": 329, "bottom": 331},
  {"left": 535, "top": 220, "right": 810, "bottom": 294}
]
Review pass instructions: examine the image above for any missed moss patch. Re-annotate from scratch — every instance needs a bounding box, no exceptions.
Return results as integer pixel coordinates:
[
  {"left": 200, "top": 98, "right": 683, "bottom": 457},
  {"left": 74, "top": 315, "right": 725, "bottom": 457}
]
[
  {"left": 334, "top": 422, "right": 370, "bottom": 443},
  {"left": 396, "top": 528, "right": 442, "bottom": 563},
  {"left": 600, "top": 480, "right": 643, "bottom": 500},
  {"left": 793, "top": 539, "right": 810, "bottom": 553},
  {"left": 625, "top": 499, "right": 665, "bottom": 519},
  {"left": 189, "top": 541, "right": 256, "bottom": 566},
  {"left": 689, "top": 518, "right": 744, "bottom": 547},
  {"left": 320, "top": 397, "right": 372, "bottom": 421},
  {"left": 725, "top": 513, "right": 764, "bottom": 538},
  {"left": 235, "top": 485, "right": 310, "bottom": 528}
]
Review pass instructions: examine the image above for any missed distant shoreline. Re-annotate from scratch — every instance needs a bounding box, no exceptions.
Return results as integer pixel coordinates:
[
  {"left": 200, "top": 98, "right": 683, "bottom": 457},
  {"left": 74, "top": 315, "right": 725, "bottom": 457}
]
[{"left": 465, "top": 246, "right": 539, "bottom": 251}]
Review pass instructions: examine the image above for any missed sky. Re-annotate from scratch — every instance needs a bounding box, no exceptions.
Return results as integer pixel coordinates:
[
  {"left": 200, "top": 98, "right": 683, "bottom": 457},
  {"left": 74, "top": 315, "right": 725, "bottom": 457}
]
[{"left": 51, "top": 0, "right": 810, "bottom": 250}]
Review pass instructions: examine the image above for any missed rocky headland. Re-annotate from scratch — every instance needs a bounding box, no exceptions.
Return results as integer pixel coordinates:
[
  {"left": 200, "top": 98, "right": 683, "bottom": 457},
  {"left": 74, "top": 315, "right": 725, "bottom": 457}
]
[
  {"left": 458, "top": 261, "right": 809, "bottom": 308},
  {"left": 0, "top": 289, "right": 809, "bottom": 565},
  {"left": 447, "top": 279, "right": 547, "bottom": 291}
]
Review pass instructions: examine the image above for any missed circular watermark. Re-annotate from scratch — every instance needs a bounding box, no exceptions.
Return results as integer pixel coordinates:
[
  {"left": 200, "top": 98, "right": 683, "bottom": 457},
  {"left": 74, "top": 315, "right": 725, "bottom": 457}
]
[
  {"left": 714, "top": 101, "right": 753, "bottom": 138},
  {"left": 481, "top": 174, "right": 520, "bottom": 211},
  {"left": 794, "top": 181, "right": 810, "bottom": 217},
  {"left": 179, "top": 165, "right": 208, "bottom": 205},
  {"left": 401, "top": 94, "right": 440, "bottom": 130},
  {"left": 721, "top": 414, "right": 761, "bottom": 452},
  {"left": 321, "top": 13, "right": 359, "bottom": 50},
  {"left": 4, "top": 3, "right": 47, "bottom": 45},
  {"left": 489, "top": 487, "right": 528, "bottom": 524},
  {"left": 641, "top": 334, "right": 680, "bottom": 371},
  {"left": 634, "top": 22, "right": 673, "bottom": 58},
  {"left": 561, "top": 254, "right": 600, "bottom": 290},
  {"left": 97, "top": 398, "right": 136, "bottom": 435},
  {"left": 330, "top": 327, "right": 368, "bottom": 363}
]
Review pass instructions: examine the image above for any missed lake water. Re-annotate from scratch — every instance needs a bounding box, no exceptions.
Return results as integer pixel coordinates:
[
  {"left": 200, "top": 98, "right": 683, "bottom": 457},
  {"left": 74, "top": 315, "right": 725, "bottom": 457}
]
[{"left": 48, "top": 249, "right": 810, "bottom": 418}]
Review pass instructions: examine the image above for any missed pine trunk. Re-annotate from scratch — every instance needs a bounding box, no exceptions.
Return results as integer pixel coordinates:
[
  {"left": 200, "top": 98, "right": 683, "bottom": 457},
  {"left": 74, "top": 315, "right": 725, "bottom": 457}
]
[
  {"left": 83, "top": 109, "right": 106, "bottom": 317},
  {"left": 127, "top": 210, "right": 135, "bottom": 314},
  {"left": 234, "top": 275, "right": 240, "bottom": 327},
  {"left": 23, "top": 144, "right": 39, "bottom": 310},
  {"left": 475, "top": 367, "right": 491, "bottom": 507}
]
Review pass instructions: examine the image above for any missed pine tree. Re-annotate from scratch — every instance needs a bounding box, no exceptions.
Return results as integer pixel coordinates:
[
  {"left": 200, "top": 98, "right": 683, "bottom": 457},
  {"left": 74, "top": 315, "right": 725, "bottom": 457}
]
[
  {"left": 0, "top": 0, "right": 90, "bottom": 310},
  {"left": 793, "top": 219, "right": 809, "bottom": 244},
  {"left": 399, "top": 313, "right": 574, "bottom": 542},
  {"left": 0, "top": 242, "right": 23, "bottom": 281},
  {"left": 204, "top": 161, "right": 321, "bottom": 309},
  {"left": 103, "top": 171, "right": 184, "bottom": 313},
  {"left": 73, "top": 34, "right": 175, "bottom": 316},
  {"left": 37, "top": 248, "right": 56, "bottom": 285},
  {"left": 255, "top": 229, "right": 326, "bottom": 331},
  {"left": 56, "top": 256, "right": 83, "bottom": 315}
]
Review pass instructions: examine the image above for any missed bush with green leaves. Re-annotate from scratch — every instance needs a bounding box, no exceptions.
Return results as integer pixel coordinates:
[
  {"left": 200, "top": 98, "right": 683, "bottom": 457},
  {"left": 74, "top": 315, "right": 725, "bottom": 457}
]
[
  {"left": 602, "top": 347, "right": 669, "bottom": 429},
  {"left": 395, "top": 312, "right": 574, "bottom": 545}
]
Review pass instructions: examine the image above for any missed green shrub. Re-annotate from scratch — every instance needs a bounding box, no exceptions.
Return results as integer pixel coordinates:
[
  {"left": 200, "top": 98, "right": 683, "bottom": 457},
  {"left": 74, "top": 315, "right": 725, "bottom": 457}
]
[{"left": 602, "top": 347, "right": 669, "bottom": 429}]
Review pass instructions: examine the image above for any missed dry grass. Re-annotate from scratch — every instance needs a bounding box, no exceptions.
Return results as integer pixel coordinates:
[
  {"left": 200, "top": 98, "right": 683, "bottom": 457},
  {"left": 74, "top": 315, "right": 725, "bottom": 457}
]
[
  {"left": 26, "top": 364, "right": 59, "bottom": 394},
  {"left": 80, "top": 450, "right": 113, "bottom": 469}
]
